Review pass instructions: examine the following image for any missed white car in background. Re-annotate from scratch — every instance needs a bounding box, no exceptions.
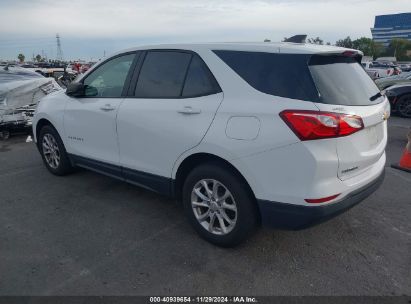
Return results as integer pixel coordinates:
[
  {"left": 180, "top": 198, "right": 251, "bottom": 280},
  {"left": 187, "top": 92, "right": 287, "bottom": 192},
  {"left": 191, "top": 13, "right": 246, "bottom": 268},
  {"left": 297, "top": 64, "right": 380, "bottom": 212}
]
[
  {"left": 362, "top": 61, "right": 395, "bottom": 78},
  {"left": 33, "top": 43, "right": 389, "bottom": 246}
]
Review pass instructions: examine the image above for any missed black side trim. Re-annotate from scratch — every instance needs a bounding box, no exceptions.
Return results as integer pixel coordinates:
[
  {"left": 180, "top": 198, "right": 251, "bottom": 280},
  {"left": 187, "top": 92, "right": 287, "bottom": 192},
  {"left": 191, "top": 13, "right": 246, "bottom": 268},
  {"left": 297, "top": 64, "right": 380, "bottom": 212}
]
[
  {"left": 257, "top": 169, "right": 385, "bottom": 230},
  {"left": 123, "top": 167, "right": 172, "bottom": 195},
  {"left": 68, "top": 154, "right": 172, "bottom": 197}
]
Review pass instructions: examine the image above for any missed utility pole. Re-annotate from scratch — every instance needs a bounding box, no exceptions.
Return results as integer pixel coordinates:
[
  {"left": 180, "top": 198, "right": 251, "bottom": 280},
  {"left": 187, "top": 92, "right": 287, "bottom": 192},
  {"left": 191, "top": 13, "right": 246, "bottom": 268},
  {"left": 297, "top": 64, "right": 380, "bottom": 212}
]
[{"left": 56, "top": 33, "right": 63, "bottom": 61}]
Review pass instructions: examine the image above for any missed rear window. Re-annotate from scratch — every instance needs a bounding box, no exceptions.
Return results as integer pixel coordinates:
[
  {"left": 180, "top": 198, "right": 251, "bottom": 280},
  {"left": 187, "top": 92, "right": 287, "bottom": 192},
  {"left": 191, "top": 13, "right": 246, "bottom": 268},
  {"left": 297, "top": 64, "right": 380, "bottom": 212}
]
[
  {"left": 214, "top": 50, "right": 383, "bottom": 106},
  {"left": 309, "top": 55, "right": 384, "bottom": 105}
]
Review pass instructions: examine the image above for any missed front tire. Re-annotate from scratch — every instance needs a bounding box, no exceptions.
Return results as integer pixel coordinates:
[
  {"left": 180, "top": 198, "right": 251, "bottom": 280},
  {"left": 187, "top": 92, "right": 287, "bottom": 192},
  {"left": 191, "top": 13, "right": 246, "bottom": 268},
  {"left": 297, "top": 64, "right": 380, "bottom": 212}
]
[
  {"left": 182, "top": 162, "right": 258, "bottom": 247},
  {"left": 38, "top": 125, "right": 73, "bottom": 176}
]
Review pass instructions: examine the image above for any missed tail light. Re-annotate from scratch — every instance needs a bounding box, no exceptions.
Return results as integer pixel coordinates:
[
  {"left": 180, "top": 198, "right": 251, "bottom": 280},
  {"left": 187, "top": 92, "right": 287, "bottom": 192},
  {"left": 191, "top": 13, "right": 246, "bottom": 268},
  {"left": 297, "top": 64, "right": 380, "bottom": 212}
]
[{"left": 280, "top": 110, "right": 364, "bottom": 141}]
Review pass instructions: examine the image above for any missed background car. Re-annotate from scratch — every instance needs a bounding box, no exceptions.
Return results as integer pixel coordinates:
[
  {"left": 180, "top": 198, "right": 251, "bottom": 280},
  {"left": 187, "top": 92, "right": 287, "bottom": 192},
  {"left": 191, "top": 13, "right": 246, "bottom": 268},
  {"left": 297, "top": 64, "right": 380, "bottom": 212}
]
[
  {"left": 398, "top": 63, "right": 411, "bottom": 72},
  {"left": 0, "top": 65, "right": 62, "bottom": 139},
  {"left": 362, "top": 61, "right": 395, "bottom": 78},
  {"left": 384, "top": 83, "right": 411, "bottom": 118},
  {"left": 375, "top": 71, "right": 411, "bottom": 90}
]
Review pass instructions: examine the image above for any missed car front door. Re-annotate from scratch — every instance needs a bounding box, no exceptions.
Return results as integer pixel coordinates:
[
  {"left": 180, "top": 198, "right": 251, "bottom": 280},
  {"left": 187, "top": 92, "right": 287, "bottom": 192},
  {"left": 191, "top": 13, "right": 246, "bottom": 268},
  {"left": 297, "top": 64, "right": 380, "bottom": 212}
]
[
  {"left": 64, "top": 53, "right": 137, "bottom": 167},
  {"left": 116, "top": 50, "right": 223, "bottom": 192}
]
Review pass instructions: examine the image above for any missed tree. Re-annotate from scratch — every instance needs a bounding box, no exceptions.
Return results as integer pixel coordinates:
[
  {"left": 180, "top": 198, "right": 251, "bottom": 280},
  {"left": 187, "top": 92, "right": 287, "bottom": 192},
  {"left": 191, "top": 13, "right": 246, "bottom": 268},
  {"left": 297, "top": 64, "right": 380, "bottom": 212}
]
[
  {"left": 307, "top": 37, "right": 323, "bottom": 45},
  {"left": 388, "top": 39, "right": 411, "bottom": 61},
  {"left": 17, "top": 53, "right": 25, "bottom": 63},
  {"left": 335, "top": 36, "right": 353, "bottom": 48},
  {"left": 35, "top": 54, "right": 42, "bottom": 62},
  {"left": 351, "top": 37, "right": 384, "bottom": 59}
]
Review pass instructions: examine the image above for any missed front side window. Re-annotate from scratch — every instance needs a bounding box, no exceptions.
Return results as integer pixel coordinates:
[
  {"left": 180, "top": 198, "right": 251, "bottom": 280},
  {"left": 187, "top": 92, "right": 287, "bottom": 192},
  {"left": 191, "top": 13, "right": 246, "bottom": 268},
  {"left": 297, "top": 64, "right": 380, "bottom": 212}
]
[{"left": 83, "top": 53, "right": 135, "bottom": 97}]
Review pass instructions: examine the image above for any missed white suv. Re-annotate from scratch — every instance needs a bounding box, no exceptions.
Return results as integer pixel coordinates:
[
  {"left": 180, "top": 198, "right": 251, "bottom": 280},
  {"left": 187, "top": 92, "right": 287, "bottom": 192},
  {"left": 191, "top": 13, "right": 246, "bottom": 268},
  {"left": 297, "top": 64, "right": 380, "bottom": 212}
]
[{"left": 33, "top": 43, "right": 389, "bottom": 247}]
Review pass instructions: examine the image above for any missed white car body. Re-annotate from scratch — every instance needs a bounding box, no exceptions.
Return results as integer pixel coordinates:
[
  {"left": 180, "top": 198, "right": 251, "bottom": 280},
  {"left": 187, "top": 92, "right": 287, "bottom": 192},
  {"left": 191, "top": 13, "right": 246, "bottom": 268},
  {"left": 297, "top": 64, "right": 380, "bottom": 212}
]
[{"left": 33, "top": 42, "right": 388, "bottom": 233}]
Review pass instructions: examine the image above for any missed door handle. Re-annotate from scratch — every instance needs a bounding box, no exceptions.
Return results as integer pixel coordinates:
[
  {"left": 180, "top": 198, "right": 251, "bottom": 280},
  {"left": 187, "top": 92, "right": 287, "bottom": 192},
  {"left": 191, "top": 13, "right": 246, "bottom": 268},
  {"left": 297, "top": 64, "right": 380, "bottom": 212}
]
[
  {"left": 100, "top": 104, "right": 116, "bottom": 111},
  {"left": 177, "top": 106, "right": 201, "bottom": 115}
]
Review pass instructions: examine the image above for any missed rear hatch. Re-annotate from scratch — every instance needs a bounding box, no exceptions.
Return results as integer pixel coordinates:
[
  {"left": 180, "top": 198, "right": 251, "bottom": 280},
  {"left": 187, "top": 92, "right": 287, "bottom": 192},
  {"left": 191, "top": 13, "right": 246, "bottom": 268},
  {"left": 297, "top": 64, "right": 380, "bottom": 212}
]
[{"left": 309, "top": 54, "right": 389, "bottom": 180}]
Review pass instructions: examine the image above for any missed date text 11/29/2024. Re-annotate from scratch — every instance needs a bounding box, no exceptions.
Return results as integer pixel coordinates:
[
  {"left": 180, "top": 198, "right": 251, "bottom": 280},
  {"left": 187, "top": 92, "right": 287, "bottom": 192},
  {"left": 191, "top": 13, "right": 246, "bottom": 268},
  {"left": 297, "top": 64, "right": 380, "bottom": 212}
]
[{"left": 149, "top": 296, "right": 258, "bottom": 303}]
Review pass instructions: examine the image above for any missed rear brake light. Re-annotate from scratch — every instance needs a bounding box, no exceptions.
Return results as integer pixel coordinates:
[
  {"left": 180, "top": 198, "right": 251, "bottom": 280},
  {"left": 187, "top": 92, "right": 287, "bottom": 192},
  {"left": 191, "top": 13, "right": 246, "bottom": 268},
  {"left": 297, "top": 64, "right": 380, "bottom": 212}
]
[
  {"left": 305, "top": 194, "right": 340, "bottom": 204},
  {"left": 280, "top": 110, "right": 364, "bottom": 140},
  {"left": 342, "top": 51, "right": 357, "bottom": 57}
]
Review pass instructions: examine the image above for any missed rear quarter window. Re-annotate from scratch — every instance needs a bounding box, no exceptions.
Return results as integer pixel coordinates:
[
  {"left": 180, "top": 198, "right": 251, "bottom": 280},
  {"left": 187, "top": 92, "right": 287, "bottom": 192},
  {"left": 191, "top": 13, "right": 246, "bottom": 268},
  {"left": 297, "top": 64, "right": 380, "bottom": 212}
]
[{"left": 213, "top": 50, "right": 319, "bottom": 102}]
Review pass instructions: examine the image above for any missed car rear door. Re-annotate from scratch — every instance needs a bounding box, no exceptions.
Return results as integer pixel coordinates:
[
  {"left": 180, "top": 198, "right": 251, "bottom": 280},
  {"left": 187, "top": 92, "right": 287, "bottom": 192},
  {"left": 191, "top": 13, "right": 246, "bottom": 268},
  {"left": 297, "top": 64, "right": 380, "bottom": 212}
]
[
  {"left": 309, "top": 55, "right": 390, "bottom": 180},
  {"left": 116, "top": 50, "right": 223, "bottom": 188}
]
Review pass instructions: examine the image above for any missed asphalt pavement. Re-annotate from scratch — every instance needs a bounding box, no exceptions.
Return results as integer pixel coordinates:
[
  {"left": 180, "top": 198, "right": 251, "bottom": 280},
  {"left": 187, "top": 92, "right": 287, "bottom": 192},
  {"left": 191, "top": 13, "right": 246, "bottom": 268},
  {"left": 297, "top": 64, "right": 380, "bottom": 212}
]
[{"left": 0, "top": 117, "right": 410, "bottom": 296}]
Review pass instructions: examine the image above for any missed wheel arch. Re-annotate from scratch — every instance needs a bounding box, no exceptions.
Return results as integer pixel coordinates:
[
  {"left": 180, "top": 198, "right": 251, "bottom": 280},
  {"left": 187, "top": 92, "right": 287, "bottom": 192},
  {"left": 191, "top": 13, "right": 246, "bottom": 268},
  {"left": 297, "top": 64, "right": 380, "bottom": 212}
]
[
  {"left": 174, "top": 152, "right": 257, "bottom": 206},
  {"left": 35, "top": 118, "right": 54, "bottom": 144}
]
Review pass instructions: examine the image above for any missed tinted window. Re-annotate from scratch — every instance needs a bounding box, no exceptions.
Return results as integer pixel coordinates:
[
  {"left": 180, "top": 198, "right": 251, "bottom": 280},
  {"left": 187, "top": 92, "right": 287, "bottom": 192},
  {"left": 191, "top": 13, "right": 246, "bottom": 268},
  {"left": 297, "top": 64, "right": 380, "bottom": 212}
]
[
  {"left": 309, "top": 56, "right": 383, "bottom": 105},
  {"left": 182, "top": 55, "right": 221, "bottom": 97},
  {"left": 213, "top": 50, "right": 319, "bottom": 102},
  {"left": 135, "top": 51, "right": 192, "bottom": 98},
  {"left": 83, "top": 53, "right": 135, "bottom": 97}
]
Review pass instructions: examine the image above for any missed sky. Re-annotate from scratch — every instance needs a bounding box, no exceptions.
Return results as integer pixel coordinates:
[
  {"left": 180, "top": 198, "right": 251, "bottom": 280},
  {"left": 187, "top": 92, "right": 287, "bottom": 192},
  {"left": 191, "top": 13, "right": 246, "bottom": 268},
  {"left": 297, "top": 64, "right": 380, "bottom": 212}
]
[{"left": 0, "top": 0, "right": 410, "bottom": 61}]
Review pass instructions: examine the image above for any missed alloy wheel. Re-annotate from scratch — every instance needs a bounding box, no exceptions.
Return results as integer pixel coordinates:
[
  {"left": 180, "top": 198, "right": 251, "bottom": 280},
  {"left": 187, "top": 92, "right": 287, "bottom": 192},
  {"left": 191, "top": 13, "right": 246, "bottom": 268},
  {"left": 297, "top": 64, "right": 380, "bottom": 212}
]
[
  {"left": 191, "top": 179, "right": 237, "bottom": 235},
  {"left": 42, "top": 133, "right": 60, "bottom": 169}
]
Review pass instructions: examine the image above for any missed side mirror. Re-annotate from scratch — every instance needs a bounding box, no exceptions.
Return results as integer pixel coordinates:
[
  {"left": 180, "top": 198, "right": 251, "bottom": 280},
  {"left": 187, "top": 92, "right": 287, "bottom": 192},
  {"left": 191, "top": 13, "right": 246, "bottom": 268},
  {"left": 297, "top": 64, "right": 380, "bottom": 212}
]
[
  {"left": 66, "top": 83, "right": 98, "bottom": 97},
  {"left": 66, "top": 82, "right": 85, "bottom": 97}
]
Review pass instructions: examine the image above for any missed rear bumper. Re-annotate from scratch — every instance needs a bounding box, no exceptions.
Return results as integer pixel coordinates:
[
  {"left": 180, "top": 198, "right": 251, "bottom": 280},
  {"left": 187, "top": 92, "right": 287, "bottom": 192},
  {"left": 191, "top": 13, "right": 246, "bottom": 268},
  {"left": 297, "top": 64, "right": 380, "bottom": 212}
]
[{"left": 257, "top": 169, "right": 385, "bottom": 230}]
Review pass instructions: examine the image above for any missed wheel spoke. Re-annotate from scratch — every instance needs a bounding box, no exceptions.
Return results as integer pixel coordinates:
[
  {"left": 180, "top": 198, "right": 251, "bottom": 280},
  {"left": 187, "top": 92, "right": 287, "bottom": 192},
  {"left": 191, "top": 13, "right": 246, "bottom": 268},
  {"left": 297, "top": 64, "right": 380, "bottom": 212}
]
[
  {"left": 44, "top": 135, "right": 52, "bottom": 148},
  {"left": 197, "top": 210, "right": 210, "bottom": 222},
  {"left": 208, "top": 213, "right": 216, "bottom": 232},
  {"left": 220, "top": 210, "right": 233, "bottom": 225},
  {"left": 192, "top": 201, "right": 209, "bottom": 208},
  {"left": 216, "top": 213, "right": 227, "bottom": 234},
  {"left": 194, "top": 187, "right": 210, "bottom": 202},
  {"left": 201, "top": 180, "right": 213, "bottom": 199},
  {"left": 222, "top": 202, "right": 236, "bottom": 211},
  {"left": 217, "top": 190, "right": 230, "bottom": 202},
  {"left": 42, "top": 141, "right": 50, "bottom": 151},
  {"left": 212, "top": 181, "right": 220, "bottom": 198}
]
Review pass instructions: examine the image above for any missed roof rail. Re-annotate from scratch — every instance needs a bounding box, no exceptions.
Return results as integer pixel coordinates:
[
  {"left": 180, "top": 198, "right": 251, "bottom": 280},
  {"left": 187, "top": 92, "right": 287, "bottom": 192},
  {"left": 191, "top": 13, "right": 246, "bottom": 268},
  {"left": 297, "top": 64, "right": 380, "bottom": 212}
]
[{"left": 284, "top": 35, "right": 307, "bottom": 43}]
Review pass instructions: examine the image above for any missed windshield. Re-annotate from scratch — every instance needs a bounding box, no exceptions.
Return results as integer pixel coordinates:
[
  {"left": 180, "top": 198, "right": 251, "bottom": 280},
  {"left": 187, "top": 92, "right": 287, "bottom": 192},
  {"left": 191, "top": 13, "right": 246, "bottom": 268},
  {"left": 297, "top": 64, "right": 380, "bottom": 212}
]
[{"left": 309, "top": 55, "right": 384, "bottom": 106}]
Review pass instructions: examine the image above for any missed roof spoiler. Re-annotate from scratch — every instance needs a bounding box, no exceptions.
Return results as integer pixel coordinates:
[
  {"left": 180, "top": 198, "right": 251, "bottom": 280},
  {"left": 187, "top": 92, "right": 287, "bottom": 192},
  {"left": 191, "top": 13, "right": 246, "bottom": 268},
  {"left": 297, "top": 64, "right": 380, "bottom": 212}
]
[{"left": 284, "top": 35, "right": 307, "bottom": 43}]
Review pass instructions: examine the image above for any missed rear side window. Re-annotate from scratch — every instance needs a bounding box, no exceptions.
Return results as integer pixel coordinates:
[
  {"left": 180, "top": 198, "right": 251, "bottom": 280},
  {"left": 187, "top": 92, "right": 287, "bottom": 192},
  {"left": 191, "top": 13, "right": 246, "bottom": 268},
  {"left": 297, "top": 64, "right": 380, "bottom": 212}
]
[
  {"left": 182, "top": 55, "right": 221, "bottom": 97},
  {"left": 134, "top": 51, "right": 220, "bottom": 98},
  {"left": 213, "top": 50, "right": 319, "bottom": 102},
  {"left": 135, "top": 51, "right": 192, "bottom": 98},
  {"left": 309, "top": 56, "right": 383, "bottom": 105}
]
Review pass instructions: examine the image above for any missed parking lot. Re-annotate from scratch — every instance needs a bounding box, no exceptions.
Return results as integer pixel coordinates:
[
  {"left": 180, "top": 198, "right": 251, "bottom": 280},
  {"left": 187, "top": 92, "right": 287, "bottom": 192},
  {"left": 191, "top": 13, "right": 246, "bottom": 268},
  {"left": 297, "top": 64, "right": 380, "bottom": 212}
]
[{"left": 0, "top": 117, "right": 410, "bottom": 296}]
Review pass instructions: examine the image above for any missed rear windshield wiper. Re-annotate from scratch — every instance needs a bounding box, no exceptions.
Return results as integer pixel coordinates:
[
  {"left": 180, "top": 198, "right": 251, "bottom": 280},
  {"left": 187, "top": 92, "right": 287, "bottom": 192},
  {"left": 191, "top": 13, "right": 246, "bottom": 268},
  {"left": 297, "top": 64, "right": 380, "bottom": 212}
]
[{"left": 369, "top": 92, "right": 382, "bottom": 101}]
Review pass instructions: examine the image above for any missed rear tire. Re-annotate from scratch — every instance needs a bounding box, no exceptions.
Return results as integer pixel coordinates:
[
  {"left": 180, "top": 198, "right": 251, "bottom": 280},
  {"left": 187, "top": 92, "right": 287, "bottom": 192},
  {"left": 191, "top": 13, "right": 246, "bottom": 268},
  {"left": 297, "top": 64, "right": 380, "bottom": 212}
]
[
  {"left": 396, "top": 94, "right": 411, "bottom": 118},
  {"left": 38, "top": 125, "right": 73, "bottom": 176},
  {"left": 182, "top": 162, "right": 258, "bottom": 247}
]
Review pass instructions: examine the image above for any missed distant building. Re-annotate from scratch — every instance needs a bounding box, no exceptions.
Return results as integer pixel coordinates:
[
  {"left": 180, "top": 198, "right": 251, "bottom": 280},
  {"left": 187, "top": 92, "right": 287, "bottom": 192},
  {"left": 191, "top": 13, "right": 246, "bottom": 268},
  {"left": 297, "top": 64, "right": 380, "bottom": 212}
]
[{"left": 371, "top": 13, "right": 411, "bottom": 46}]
